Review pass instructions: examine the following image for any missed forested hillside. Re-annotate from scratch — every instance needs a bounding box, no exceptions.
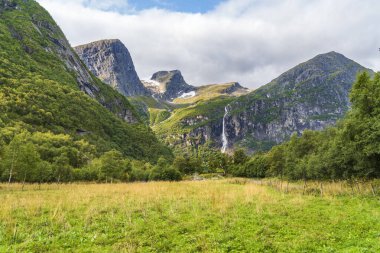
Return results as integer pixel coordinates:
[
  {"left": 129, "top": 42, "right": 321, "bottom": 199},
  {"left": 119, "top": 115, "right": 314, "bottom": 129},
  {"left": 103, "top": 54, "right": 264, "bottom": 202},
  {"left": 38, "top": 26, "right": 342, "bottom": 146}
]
[{"left": 0, "top": 0, "right": 172, "bottom": 183}]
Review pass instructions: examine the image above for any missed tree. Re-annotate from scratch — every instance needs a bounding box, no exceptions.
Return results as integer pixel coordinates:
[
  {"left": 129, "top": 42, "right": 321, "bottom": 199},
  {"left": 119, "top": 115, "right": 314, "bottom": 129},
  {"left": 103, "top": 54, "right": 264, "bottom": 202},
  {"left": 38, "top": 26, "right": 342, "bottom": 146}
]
[
  {"left": 53, "top": 154, "right": 73, "bottom": 183},
  {"left": 149, "top": 157, "right": 182, "bottom": 181},
  {"left": 242, "top": 153, "right": 269, "bottom": 178},
  {"left": 206, "top": 151, "right": 229, "bottom": 174},
  {"left": 90, "top": 150, "right": 131, "bottom": 183},
  {"left": 233, "top": 149, "right": 248, "bottom": 165},
  {"left": 173, "top": 156, "right": 201, "bottom": 175},
  {"left": 267, "top": 145, "right": 286, "bottom": 178},
  {"left": 1, "top": 132, "right": 42, "bottom": 187}
]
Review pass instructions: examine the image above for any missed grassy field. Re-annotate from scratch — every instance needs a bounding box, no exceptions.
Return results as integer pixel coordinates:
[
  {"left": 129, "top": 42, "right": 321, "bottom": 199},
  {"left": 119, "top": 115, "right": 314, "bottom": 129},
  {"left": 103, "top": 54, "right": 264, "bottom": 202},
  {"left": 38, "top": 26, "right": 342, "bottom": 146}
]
[{"left": 0, "top": 180, "right": 379, "bottom": 252}]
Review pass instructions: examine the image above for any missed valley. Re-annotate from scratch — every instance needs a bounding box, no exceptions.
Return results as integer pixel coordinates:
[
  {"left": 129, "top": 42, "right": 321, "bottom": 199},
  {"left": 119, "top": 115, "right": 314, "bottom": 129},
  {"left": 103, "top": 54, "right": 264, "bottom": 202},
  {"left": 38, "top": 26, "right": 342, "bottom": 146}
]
[{"left": 0, "top": 0, "right": 379, "bottom": 251}]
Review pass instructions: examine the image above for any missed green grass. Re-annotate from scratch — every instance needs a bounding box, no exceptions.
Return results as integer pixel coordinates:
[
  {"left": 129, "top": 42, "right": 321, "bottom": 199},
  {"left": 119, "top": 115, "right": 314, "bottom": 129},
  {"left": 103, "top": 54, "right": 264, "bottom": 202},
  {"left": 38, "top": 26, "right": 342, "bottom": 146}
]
[
  {"left": 149, "top": 108, "right": 171, "bottom": 125},
  {"left": 1, "top": 180, "right": 379, "bottom": 252}
]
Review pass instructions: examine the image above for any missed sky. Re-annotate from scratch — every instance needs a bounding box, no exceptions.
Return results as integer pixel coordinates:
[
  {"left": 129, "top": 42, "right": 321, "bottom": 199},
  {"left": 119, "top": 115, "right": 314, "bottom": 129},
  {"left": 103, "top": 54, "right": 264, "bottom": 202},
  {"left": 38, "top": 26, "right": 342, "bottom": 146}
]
[{"left": 37, "top": 0, "right": 380, "bottom": 89}]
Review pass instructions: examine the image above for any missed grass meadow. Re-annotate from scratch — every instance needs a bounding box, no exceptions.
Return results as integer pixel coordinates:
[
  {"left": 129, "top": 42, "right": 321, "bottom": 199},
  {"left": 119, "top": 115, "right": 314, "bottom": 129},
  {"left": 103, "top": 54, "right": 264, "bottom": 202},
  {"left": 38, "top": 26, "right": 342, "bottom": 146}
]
[{"left": 0, "top": 179, "right": 379, "bottom": 252}]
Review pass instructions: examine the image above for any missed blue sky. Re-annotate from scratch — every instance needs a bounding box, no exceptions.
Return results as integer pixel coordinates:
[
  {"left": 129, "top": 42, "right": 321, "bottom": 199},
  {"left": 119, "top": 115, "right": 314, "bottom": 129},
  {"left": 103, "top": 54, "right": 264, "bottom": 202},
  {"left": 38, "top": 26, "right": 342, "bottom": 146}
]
[{"left": 128, "top": 0, "right": 224, "bottom": 13}]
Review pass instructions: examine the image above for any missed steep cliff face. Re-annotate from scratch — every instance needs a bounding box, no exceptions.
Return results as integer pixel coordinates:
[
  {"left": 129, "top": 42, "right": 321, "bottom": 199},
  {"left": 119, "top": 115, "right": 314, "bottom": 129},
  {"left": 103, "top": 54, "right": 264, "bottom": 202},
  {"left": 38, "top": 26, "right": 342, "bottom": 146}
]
[
  {"left": 75, "top": 39, "right": 149, "bottom": 97},
  {"left": 142, "top": 70, "right": 196, "bottom": 101},
  {"left": 155, "top": 52, "right": 373, "bottom": 153}
]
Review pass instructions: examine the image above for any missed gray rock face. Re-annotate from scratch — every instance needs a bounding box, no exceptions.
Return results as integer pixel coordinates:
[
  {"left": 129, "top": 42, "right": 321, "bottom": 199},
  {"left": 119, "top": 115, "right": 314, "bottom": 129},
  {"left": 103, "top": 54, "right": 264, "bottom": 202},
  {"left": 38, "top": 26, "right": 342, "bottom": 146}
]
[
  {"left": 175, "top": 52, "right": 373, "bottom": 152},
  {"left": 75, "top": 39, "right": 149, "bottom": 97},
  {"left": 142, "top": 70, "right": 195, "bottom": 101}
]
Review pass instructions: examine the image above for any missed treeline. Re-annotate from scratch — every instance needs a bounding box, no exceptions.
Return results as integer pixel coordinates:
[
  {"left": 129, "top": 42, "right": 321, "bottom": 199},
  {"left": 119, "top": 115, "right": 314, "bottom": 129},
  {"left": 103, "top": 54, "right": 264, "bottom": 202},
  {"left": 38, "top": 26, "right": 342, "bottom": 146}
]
[
  {"left": 0, "top": 126, "right": 236, "bottom": 183},
  {"left": 0, "top": 128, "right": 183, "bottom": 183},
  {"left": 0, "top": 125, "right": 243, "bottom": 183},
  {"left": 232, "top": 72, "right": 380, "bottom": 181}
]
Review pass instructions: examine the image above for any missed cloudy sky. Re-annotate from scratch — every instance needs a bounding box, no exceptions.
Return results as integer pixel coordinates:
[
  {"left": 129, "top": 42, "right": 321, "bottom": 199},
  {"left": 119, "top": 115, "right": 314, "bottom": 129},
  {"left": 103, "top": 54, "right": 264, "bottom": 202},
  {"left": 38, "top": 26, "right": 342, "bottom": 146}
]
[{"left": 37, "top": 0, "right": 380, "bottom": 88}]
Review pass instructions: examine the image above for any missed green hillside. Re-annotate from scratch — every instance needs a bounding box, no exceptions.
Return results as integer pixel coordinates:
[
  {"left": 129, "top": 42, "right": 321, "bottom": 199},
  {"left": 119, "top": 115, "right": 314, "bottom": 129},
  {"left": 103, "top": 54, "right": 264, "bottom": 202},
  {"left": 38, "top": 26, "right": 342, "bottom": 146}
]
[
  {"left": 147, "top": 82, "right": 248, "bottom": 150},
  {"left": 0, "top": 0, "right": 172, "bottom": 166}
]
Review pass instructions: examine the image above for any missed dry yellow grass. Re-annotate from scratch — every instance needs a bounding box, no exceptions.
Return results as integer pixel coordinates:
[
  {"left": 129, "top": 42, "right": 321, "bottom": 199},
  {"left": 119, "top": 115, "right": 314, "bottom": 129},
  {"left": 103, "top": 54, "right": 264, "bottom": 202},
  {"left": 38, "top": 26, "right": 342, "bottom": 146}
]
[
  {"left": 258, "top": 178, "right": 380, "bottom": 197},
  {"left": 0, "top": 179, "right": 379, "bottom": 252}
]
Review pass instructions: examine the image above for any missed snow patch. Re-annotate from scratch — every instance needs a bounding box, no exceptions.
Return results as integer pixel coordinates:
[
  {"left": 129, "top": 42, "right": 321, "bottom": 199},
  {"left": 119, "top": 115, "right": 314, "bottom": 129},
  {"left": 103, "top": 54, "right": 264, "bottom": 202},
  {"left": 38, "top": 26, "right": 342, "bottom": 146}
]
[
  {"left": 142, "top": 79, "right": 161, "bottom": 86},
  {"left": 178, "top": 91, "right": 196, "bottom": 99}
]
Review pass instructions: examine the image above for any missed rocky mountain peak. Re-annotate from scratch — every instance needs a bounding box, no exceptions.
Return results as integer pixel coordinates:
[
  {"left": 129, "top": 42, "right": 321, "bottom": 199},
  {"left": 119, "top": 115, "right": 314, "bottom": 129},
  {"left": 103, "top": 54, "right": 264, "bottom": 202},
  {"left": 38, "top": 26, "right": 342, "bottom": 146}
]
[
  {"left": 151, "top": 70, "right": 182, "bottom": 82},
  {"left": 307, "top": 51, "right": 359, "bottom": 71},
  {"left": 143, "top": 70, "right": 196, "bottom": 101},
  {"left": 263, "top": 51, "right": 372, "bottom": 95},
  {"left": 75, "top": 39, "right": 149, "bottom": 97}
]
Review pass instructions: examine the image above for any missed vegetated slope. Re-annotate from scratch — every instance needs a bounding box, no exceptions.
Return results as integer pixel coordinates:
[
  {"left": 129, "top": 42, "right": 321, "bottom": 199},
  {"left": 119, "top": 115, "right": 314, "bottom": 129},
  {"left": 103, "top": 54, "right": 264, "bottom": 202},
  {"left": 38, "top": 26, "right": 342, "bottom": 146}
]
[
  {"left": 128, "top": 96, "right": 180, "bottom": 125},
  {"left": 75, "top": 39, "right": 150, "bottom": 97},
  {"left": 0, "top": 0, "right": 172, "bottom": 162},
  {"left": 152, "top": 82, "right": 249, "bottom": 150},
  {"left": 157, "top": 52, "right": 372, "bottom": 153}
]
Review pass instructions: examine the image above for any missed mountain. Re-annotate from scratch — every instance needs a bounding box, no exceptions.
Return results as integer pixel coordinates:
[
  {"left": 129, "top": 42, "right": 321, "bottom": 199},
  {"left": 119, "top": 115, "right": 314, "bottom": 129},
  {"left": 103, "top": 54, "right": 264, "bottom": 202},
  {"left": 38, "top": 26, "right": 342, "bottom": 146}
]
[
  {"left": 0, "top": 0, "right": 171, "bottom": 162},
  {"left": 223, "top": 51, "right": 373, "bottom": 151},
  {"left": 142, "top": 70, "right": 196, "bottom": 101},
  {"left": 59, "top": 32, "right": 371, "bottom": 155},
  {"left": 154, "top": 52, "right": 372, "bottom": 153},
  {"left": 75, "top": 39, "right": 150, "bottom": 97}
]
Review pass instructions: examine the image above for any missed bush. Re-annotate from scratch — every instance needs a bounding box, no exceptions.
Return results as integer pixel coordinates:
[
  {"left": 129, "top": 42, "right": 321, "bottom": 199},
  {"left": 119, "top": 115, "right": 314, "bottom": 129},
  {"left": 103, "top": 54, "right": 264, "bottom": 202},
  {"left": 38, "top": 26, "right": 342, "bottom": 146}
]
[{"left": 149, "top": 166, "right": 182, "bottom": 181}]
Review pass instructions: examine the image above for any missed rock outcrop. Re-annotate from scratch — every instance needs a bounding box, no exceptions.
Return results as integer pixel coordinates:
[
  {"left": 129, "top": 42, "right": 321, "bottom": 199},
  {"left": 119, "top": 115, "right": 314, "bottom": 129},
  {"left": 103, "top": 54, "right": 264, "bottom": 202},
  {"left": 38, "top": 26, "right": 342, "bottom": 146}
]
[
  {"left": 142, "top": 70, "right": 196, "bottom": 101},
  {"left": 75, "top": 39, "right": 149, "bottom": 97}
]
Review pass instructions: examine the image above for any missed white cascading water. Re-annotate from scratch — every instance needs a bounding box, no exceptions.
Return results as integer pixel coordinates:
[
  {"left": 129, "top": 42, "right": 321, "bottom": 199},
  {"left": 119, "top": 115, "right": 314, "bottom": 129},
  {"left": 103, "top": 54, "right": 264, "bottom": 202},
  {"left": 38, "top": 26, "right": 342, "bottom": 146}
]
[{"left": 221, "top": 105, "right": 229, "bottom": 153}]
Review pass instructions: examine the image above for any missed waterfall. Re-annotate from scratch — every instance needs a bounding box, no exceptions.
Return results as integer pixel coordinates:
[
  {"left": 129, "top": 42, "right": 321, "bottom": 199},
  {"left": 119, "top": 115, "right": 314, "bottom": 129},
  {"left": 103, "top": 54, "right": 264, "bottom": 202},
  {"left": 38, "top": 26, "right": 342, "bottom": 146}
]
[{"left": 221, "top": 105, "right": 229, "bottom": 153}]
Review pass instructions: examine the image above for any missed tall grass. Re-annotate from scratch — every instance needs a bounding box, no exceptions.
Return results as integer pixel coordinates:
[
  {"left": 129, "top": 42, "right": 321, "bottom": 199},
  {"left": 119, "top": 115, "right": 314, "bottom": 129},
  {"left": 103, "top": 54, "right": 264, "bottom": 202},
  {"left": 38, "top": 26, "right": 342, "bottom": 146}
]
[
  {"left": 0, "top": 180, "right": 379, "bottom": 252},
  {"left": 253, "top": 178, "right": 380, "bottom": 197}
]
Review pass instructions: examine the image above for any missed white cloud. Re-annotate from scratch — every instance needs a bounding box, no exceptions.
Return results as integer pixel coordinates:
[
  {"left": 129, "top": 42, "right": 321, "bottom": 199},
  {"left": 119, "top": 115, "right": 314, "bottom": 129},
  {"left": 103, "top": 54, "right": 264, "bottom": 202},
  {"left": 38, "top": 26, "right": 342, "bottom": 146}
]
[{"left": 37, "top": 0, "right": 380, "bottom": 88}]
